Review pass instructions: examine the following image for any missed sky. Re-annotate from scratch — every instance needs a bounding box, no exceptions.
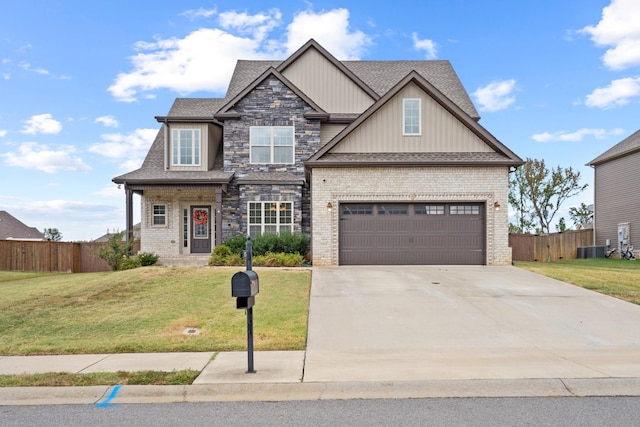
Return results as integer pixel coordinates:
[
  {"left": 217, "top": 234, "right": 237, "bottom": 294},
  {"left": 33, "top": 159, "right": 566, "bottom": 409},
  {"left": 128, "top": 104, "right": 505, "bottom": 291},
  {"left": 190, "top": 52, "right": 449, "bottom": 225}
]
[{"left": 1, "top": 0, "right": 639, "bottom": 241}]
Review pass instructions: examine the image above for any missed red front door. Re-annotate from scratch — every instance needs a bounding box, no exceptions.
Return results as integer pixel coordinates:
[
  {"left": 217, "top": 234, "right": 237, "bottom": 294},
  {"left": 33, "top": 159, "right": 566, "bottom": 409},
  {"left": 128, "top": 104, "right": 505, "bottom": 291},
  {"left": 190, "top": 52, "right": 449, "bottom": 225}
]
[{"left": 191, "top": 206, "right": 212, "bottom": 254}]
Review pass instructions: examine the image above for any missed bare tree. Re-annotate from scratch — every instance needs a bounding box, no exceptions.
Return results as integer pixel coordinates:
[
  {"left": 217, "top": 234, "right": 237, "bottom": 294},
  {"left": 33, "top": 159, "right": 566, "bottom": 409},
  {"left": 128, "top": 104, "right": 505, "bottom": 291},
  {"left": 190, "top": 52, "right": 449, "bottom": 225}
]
[{"left": 509, "top": 158, "right": 588, "bottom": 234}]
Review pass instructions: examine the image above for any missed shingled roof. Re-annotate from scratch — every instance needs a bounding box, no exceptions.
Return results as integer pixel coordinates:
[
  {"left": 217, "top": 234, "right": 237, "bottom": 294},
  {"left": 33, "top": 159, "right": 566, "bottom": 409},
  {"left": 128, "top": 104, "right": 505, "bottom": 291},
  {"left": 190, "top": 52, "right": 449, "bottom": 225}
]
[
  {"left": 0, "top": 211, "right": 45, "bottom": 240},
  {"left": 588, "top": 129, "right": 640, "bottom": 166}
]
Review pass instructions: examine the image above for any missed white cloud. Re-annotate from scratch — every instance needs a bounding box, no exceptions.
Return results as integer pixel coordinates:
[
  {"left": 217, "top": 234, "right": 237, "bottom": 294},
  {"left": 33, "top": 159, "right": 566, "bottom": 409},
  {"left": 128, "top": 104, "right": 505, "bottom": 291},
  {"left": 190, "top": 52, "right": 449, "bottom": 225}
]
[
  {"left": 0, "top": 130, "right": 7, "bottom": 137},
  {"left": 108, "top": 7, "right": 372, "bottom": 101},
  {"left": 3, "top": 142, "right": 91, "bottom": 173},
  {"left": 284, "top": 8, "right": 371, "bottom": 59},
  {"left": 584, "top": 76, "right": 640, "bottom": 108},
  {"left": 94, "top": 115, "right": 119, "bottom": 128},
  {"left": 580, "top": 0, "right": 640, "bottom": 70},
  {"left": 411, "top": 32, "right": 438, "bottom": 59},
  {"left": 108, "top": 29, "right": 267, "bottom": 102},
  {"left": 21, "top": 113, "right": 62, "bottom": 135},
  {"left": 219, "top": 9, "right": 282, "bottom": 42},
  {"left": 88, "top": 128, "right": 157, "bottom": 169},
  {"left": 180, "top": 7, "right": 217, "bottom": 19},
  {"left": 19, "top": 61, "right": 49, "bottom": 75},
  {"left": 532, "top": 128, "right": 625, "bottom": 142},
  {"left": 94, "top": 185, "right": 123, "bottom": 197},
  {"left": 472, "top": 79, "right": 517, "bottom": 112}
]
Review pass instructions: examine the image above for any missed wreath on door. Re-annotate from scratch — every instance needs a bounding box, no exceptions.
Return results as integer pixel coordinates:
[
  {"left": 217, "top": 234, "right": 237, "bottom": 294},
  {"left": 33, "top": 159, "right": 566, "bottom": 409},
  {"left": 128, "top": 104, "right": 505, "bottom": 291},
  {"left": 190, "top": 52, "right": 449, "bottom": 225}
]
[{"left": 193, "top": 209, "right": 208, "bottom": 225}]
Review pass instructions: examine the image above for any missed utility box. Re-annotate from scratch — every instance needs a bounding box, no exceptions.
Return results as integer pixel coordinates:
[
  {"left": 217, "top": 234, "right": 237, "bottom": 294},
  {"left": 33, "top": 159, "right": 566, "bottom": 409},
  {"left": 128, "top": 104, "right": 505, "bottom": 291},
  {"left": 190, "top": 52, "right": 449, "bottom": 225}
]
[{"left": 231, "top": 270, "right": 259, "bottom": 297}]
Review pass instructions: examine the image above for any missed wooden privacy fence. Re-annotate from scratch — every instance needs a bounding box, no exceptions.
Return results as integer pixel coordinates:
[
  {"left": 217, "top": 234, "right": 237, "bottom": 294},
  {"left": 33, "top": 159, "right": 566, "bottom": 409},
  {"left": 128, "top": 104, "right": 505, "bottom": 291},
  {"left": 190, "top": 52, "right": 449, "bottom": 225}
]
[
  {"left": 0, "top": 240, "right": 140, "bottom": 273},
  {"left": 509, "top": 229, "right": 594, "bottom": 262}
]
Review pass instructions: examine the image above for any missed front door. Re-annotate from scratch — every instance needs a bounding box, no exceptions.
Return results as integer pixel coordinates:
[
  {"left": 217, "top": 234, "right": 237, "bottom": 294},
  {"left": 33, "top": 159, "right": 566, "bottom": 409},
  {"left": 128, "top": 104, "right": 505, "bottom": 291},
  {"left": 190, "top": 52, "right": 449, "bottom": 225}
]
[{"left": 191, "top": 206, "right": 212, "bottom": 254}]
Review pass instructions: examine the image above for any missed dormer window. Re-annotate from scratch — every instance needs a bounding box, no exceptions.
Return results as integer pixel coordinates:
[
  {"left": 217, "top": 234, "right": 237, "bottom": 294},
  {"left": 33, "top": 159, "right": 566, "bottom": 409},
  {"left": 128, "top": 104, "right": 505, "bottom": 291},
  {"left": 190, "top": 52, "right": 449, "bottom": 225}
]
[
  {"left": 250, "top": 126, "right": 294, "bottom": 164},
  {"left": 403, "top": 99, "right": 421, "bottom": 136},
  {"left": 172, "top": 129, "right": 201, "bottom": 166}
]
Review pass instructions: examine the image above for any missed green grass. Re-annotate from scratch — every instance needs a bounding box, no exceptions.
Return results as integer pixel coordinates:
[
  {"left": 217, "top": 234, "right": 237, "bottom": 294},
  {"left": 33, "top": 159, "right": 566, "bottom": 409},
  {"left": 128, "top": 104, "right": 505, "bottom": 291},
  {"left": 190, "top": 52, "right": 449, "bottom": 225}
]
[
  {"left": 0, "top": 267, "right": 311, "bottom": 355},
  {"left": 0, "top": 370, "right": 200, "bottom": 387},
  {"left": 516, "top": 258, "right": 640, "bottom": 305}
]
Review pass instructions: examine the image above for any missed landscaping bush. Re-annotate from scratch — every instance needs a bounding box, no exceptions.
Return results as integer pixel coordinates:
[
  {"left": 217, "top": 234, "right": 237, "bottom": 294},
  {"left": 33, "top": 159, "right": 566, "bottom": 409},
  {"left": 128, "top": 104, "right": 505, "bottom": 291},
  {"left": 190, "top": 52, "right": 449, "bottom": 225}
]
[
  {"left": 120, "top": 256, "right": 142, "bottom": 270},
  {"left": 223, "top": 234, "right": 247, "bottom": 255},
  {"left": 95, "top": 232, "right": 133, "bottom": 271},
  {"left": 211, "top": 233, "right": 309, "bottom": 266},
  {"left": 138, "top": 252, "right": 159, "bottom": 266}
]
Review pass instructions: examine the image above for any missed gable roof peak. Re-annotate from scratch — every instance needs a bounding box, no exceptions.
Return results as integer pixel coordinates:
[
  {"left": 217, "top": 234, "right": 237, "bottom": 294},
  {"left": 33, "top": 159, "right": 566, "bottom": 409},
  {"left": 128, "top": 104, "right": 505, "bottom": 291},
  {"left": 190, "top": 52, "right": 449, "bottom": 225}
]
[{"left": 277, "top": 39, "right": 379, "bottom": 101}]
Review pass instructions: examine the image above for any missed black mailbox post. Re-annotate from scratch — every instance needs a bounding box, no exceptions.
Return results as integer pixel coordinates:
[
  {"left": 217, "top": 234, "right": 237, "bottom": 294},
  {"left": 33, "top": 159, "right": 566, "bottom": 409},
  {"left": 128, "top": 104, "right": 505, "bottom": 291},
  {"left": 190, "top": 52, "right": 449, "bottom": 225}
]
[{"left": 231, "top": 236, "right": 259, "bottom": 373}]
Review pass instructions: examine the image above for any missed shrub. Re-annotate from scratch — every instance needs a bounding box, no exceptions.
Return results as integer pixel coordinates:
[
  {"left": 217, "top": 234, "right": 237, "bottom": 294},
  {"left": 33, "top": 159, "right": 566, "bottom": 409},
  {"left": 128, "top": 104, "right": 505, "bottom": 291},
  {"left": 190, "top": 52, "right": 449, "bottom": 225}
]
[
  {"left": 138, "top": 252, "right": 159, "bottom": 266},
  {"left": 253, "top": 252, "right": 305, "bottom": 267},
  {"left": 96, "top": 232, "right": 133, "bottom": 271},
  {"left": 120, "top": 256, "right": 142, "bottom": 270},
  {"left": 209, "top": 245, "right": 232, "bottom": 266},
  {"left": 223, "top": 234, "right": 247, "bottom": 255}
]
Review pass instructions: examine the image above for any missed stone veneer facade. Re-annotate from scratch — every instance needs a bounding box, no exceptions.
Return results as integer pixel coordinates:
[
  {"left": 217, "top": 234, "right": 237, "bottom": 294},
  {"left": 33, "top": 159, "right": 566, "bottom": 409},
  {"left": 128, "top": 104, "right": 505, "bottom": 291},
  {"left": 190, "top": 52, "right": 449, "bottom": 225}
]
[
  {"left": 311, "top": 166, "right": 512, "bottom": 266},
  {"left": 221, "top": 76, "right": 320, "bottom": 238}
]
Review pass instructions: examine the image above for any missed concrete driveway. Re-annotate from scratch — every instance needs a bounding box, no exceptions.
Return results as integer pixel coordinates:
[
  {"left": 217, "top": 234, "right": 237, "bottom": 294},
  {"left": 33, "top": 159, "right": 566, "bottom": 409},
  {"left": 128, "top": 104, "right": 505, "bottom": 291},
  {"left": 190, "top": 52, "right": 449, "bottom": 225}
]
[{"left": 304, "top": 266, "right": 640, "bottom": 382}]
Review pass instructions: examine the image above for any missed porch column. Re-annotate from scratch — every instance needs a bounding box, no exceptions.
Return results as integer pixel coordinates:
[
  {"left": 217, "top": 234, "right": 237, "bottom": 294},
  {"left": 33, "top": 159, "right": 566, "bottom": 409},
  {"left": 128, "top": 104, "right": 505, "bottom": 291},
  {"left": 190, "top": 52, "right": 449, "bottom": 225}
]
[
  {"left": 125, "top": 186, "right": 134, "bottom": 252},
  {"left": 215, "top": 187, "right": 223, "bottom": 247}
]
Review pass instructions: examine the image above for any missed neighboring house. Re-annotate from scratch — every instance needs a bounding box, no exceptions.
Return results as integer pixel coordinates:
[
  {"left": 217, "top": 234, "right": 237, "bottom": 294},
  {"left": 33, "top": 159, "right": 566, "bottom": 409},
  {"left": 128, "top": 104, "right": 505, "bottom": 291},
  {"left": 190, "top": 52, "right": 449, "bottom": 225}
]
[
  {"left": 92, "top": 223, "right": 141, "bottom": 243},
  {"left": 0, "top": 211, "right": 45, "bottom": 241},
  {"left": 588, "top": 129, "right": 640, "bottom": 252},
  {"left": 113, "top": 39, "right": 523, "bottom": 266}
]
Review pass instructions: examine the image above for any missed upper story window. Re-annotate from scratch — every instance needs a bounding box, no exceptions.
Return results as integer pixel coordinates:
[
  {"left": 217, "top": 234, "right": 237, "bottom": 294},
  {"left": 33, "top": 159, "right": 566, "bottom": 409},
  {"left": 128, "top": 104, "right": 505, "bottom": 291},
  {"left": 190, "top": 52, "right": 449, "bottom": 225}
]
[
  {"left": 172, "top": 129, "right": 201, "bottom": 166},
  {"left": 250, "top": 126, "right": 294, "bottom": 164},
  {"left": 403, "top": 99, "right": 421, "bottom": 136}
]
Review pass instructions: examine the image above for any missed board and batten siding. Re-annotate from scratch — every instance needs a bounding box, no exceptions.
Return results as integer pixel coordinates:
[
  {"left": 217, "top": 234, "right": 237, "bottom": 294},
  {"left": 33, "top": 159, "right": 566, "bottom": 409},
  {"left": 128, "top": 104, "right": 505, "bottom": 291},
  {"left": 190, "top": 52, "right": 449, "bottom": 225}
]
[
  {"left": 320, "top": 124, "right": 347, "bottom": 147},
  {"left": 594, "top": 150, "right": 640, "bottom": 249},
  {"left": 330, "top": 82, "right": 494, "bottom": 154},
  {"left": 281, "top": 47, "right": 375, "bottom": 114}
]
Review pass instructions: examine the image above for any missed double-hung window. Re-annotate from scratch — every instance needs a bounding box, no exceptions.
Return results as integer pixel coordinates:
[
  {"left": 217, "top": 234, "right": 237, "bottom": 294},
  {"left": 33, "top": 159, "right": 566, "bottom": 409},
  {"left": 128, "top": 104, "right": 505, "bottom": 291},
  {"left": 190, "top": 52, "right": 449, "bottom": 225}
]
[
  {"left": 152, "top": 204, "right": 166, "bottom": 226},
  {"left": 248, "top": 201, "right": 293, "bottom": 236},
  {"left": 403, "top": 99, "right": 421, "bottom": 135},
  {"left": 250, "top": 126, "right": 294, "bottom": 164},
  {"left": 172, "top": 129, "right": 201, "bottom": 166}
]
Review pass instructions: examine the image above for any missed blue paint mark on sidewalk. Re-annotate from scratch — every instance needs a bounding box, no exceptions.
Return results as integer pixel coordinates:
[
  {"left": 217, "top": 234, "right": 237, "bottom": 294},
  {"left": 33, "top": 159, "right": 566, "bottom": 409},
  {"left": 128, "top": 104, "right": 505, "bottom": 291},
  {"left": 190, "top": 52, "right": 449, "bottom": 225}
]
[{"left": 95, "top": 385, "right": 121, "bottom": 408}]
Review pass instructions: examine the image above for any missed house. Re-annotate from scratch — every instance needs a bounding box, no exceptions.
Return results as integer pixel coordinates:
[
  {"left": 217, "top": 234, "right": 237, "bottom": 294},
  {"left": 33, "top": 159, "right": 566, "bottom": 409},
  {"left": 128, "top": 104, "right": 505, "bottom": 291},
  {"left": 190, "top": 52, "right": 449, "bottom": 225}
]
[
  {"left": 113, "top": 39, "right": 523, "bottom": 266},
  {"left": 588, "top": 129, "right": 640, "bottom": 252},
  {"left": 0, "top": 211, "right": 45, "bottom": 241}
]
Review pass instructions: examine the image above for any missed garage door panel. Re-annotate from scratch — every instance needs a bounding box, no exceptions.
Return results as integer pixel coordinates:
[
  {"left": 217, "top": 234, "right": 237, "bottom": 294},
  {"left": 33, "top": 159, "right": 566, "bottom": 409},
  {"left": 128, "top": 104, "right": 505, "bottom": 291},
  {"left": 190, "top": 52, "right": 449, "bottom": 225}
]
[{"left": 339, "top": 203, "right": 484, "bottom": 265}]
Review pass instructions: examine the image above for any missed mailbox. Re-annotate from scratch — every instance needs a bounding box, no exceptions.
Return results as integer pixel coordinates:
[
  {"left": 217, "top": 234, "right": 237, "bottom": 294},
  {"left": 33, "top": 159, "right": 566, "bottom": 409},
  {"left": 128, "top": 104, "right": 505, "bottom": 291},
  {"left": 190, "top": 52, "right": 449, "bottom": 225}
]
[{"left": 231, "top": 270, "right": 259, "bottom": 297}]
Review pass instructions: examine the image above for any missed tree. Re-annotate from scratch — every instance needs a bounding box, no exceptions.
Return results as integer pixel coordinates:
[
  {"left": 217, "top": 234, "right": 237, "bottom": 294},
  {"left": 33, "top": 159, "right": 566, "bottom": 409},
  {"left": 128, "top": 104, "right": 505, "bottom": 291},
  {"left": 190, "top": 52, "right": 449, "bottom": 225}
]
[
  {"left": 569, "top": 203, "right": 593, "bottom": 230},
  {"left": 43, "top": 228, "right": 63, "bottom": 241},
  {"left": 96, "top": 231, "right": 133, "bottom": 271},
  {"left": 508, "top": 158, "right": 588, "bottom": 234},
  {"left": 555, "top": 217, "right": 567, "bottom": 232}
]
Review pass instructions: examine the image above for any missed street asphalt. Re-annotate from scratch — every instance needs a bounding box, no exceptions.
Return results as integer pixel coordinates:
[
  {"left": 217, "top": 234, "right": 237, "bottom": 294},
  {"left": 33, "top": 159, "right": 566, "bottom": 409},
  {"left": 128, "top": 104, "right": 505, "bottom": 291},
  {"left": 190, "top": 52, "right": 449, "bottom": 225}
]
[{"left": 1, "top": 265, "right": 640, "bottom": 405}]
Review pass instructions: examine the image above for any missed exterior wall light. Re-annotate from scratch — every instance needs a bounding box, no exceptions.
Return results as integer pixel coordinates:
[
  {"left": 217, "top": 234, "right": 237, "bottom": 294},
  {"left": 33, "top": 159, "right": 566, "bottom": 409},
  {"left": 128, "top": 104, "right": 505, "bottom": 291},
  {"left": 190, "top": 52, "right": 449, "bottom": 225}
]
[
  {"left": 327, "top": 202, "right": 333, "bottom": 212},
  {"left": 494, "top": 201, "right": 501, "bottom": 211}
]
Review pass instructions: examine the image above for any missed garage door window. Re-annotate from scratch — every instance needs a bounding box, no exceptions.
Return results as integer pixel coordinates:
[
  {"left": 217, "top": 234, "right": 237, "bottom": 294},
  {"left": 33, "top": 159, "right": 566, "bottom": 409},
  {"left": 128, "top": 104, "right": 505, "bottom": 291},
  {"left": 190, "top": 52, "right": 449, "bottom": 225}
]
[
  {"left": 378, "top": 205, "right": 408, "bottom": 215},
  {"left": 342, "top": 205, "right": 373, "bottom": 215},
  {"left": 450, "top": 205, "right": 480, "bottom": 215},
  {"left": 415, "top": 205, "right": 445, "bottom": 215}
]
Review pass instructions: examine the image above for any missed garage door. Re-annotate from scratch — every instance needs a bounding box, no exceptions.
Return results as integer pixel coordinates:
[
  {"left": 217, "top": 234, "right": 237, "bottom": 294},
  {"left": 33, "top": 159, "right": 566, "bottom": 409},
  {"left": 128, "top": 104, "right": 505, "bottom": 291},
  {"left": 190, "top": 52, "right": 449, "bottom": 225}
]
[{"left": 339, "top": 203, "right": 485, "bottom": 265}]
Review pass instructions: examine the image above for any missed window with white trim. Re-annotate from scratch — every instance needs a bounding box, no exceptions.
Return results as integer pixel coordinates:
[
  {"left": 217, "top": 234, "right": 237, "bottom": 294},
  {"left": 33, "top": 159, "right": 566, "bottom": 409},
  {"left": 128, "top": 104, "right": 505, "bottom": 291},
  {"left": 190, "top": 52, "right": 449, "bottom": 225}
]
[
  {"left": 403, "top": 98, "right": 421, "bottom": 135},
  {"left": 248, "top": 201, "right": 293, "bottom": 236},
  {"left": 171, "top": 129, "right": 201, "bottom": 166},
  {"left": 152, "top": 204, "right": 166, "bottom": 226},
  {"left": 250, "top": 126, "right": 294, "bottom": 164}
]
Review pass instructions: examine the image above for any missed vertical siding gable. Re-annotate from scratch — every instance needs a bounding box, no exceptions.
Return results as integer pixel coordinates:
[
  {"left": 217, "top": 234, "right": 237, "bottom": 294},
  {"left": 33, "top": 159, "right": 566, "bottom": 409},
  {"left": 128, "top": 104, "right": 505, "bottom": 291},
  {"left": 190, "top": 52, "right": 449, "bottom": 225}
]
[
  {"left": 281, "top": 48, "right": 375, "bottom": 114},
  {"left": 330, "top": 82, "right": 494, "bottom": 154},
  {"left": 594, "top": 150, "right": 640, "bottom": 249}
]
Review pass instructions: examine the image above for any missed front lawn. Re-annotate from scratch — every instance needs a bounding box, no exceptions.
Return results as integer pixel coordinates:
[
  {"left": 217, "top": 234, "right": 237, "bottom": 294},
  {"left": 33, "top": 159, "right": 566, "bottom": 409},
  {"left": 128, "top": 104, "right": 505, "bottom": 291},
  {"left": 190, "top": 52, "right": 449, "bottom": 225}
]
[
  {"left": 0, "top": 267, "right": 311, "bottom": 355},
  {"left": 516, "top": 258, "right": 640, "bottom": 305}
]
